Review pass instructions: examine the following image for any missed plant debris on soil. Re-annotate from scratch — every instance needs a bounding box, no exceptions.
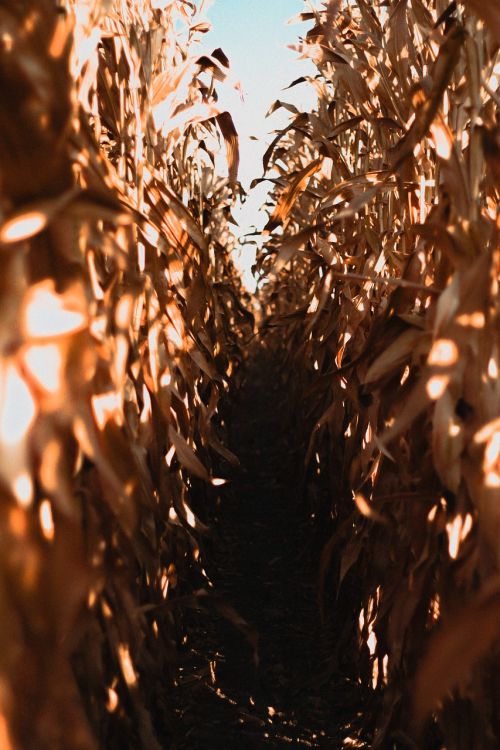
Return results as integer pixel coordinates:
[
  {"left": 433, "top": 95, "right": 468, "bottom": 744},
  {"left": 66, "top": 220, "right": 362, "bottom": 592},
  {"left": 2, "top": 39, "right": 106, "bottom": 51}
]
[{"left": 168, "top": 343, "right": 370, "bottom": 749}]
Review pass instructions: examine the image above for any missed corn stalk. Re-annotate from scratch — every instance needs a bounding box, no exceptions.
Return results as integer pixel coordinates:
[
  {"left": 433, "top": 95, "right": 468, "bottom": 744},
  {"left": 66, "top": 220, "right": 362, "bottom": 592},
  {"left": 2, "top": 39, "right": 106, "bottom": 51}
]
[{"left": 258, "top": 1, "right": 500, "bottom": 746}]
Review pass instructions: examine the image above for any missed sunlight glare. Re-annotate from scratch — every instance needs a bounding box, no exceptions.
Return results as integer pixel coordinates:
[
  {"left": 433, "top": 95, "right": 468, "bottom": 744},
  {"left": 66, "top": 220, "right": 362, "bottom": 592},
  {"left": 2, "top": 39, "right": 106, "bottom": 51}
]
[
  {"left": 488, "top": 357, "right": 498, "bottom": 379},
  {"left": 91, "top": 392, "right": 123, "bottom": 429},
  {"left": 24, "top": 282, "right": 86, "bottom": 338},
  {"left": 24, "top": 344, "right": 63, "bottom": 394},
  {"left": 0, "top": 363, "right": 36, "bottom": 446},
  {"left": 484, "top": 431, "right": 500, "bottom": 488},
  {"left": 118, "top": 644, "right": 137, "bottom": 687},
  {"left": 456, "top": 312, "right": 485, "bottom": 329},
  {"left": 106, "top": 687, "right": 119, "bottom": 713},
  {"left": 428, "top": 339, "right": 458, "bottom": 367},
  {"left": 446, "top": 513, "right": 473, "bottom": 559},
  {"left": 0, "top": 211, "right": 47, "bottom": 243},
  {"left": 39, "top": 499, "right": 55, "bottom": 541},
  {"left": 13, "top": 472, "right": 34, "bottom": 508},
  {"left": 426, "top": 375, "right": 450, "bottom": 400}
]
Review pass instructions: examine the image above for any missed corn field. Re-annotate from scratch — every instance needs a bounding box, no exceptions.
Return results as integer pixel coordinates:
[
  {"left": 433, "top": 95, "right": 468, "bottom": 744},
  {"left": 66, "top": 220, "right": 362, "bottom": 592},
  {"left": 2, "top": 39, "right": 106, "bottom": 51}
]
[{"left": 0, "top": 0, "right": 498, "bottom": 748}]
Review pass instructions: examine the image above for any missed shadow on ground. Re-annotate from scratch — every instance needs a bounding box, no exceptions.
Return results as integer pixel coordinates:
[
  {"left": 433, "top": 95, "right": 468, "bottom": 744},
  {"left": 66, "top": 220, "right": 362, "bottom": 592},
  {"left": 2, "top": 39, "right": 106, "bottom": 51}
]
[{"left": 168, "top": 342, "right": 370, "bottom": 748}]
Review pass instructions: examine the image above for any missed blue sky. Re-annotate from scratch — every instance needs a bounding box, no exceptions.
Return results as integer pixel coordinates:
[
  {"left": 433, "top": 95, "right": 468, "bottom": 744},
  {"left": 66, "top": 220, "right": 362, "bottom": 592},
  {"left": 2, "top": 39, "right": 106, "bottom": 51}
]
[{"left": 203, "top": 0, "right": 316, "bottom": 287}]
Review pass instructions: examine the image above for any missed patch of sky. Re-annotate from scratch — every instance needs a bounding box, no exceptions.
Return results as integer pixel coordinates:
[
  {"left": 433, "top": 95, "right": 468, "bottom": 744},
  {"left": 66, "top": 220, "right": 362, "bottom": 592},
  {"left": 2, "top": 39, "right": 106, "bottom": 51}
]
[{"left": 202, "top": 0, "right": 317, "bottom": 289}]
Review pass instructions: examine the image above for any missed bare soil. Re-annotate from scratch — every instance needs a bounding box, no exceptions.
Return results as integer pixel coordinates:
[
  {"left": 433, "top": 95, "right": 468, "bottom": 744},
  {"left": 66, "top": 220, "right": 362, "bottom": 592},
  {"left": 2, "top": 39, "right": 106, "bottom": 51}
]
[{"left": 168, "top": 344, "right": 370, "bottom": 748}]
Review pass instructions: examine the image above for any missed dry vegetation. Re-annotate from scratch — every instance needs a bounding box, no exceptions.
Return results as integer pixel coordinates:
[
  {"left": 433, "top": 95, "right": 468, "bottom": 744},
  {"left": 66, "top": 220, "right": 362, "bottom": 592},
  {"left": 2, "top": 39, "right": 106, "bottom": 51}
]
[
  {"left": 0, "top": 0, "right": 499, "bottom": 748},
  {"left": 257, "top": 0, "right": 500, "bottom": 746},
  {"left": 0, "top": 1, "right": 250, "bottom": 747}
]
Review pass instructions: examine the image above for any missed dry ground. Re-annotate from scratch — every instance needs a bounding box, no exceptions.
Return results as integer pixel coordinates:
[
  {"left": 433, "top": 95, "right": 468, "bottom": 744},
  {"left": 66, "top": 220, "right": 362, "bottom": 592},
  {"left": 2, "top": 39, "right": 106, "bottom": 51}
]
[{"left": 168, "top": 342, "right": 370, "bottom": 749}]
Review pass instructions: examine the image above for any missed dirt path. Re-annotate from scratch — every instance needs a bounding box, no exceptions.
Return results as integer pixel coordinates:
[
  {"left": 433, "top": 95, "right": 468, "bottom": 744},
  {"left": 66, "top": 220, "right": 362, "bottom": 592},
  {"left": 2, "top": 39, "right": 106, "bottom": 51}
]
[{"left": 169, "top": 344, "right": 368, "bottom": 748}]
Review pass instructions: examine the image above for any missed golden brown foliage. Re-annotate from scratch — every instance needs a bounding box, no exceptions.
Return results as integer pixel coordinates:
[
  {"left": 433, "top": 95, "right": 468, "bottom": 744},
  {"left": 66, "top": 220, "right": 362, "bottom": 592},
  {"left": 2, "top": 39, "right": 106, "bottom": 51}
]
[
  {"left": 258, "top": 1, "right": 499, "bottom": 746},
  {"left": 0, "top": 1, "right": 249, "bottom": 747}
]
